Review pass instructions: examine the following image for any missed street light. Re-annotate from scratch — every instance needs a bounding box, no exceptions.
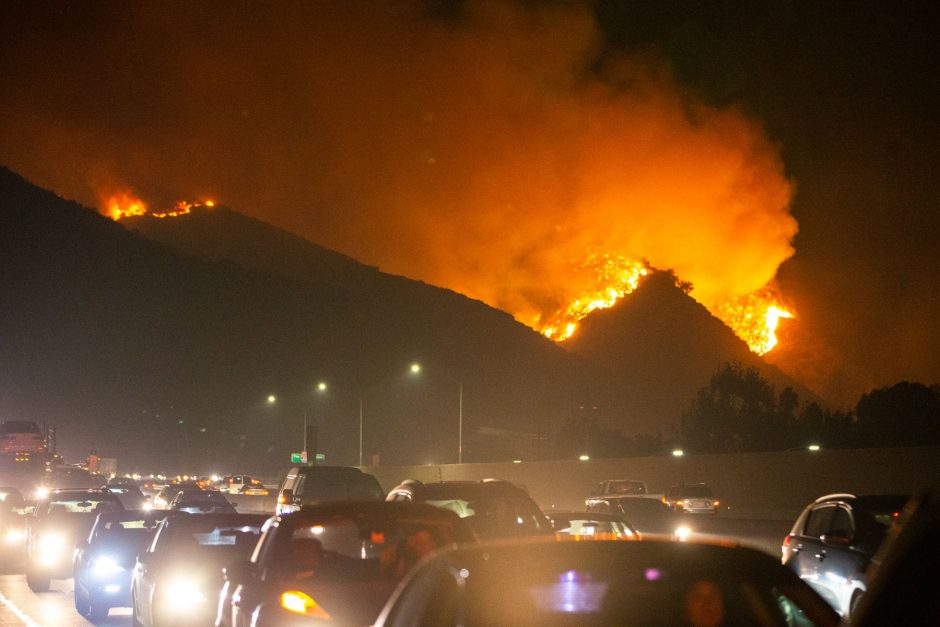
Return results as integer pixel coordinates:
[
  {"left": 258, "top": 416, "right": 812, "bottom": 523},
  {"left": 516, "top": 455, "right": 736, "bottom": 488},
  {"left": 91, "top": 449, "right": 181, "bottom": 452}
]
[{"left": 266, "top": 395, "right": 277, "bottom": 404}]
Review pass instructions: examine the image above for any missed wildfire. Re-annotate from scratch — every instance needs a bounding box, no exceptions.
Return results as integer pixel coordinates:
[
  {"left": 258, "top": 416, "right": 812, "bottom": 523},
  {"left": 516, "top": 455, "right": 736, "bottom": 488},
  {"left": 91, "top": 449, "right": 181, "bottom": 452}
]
[
  {"left": 539, "top": 254, "right": 649, "bottom": 341},
  {"left": 106, "top": 192, "right": 147, "bottom": 220},
  {"left": 537, "top": 253, "right": 793, "bottom": 355},
  {"left": 716, "top": 291, "right": 794, "bottom": 355},
  {"left": 106, "top": 196, "right": 216, "bottom": 221}
]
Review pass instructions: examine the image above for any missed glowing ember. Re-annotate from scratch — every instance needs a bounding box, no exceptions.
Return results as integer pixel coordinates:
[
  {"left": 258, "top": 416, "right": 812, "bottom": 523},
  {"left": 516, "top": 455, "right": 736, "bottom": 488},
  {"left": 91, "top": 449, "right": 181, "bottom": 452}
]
[
  {"left": 539, "top": 254, "right": 649, "bottom": 341},
  {"left": 716, "top": 292, "right": 794, "bottom": 355}
]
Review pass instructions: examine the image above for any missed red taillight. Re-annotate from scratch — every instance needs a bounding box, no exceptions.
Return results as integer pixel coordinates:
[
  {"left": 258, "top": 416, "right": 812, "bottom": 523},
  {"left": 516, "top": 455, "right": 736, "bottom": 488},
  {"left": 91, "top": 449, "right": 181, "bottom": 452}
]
[
  {"left": 277, "top": 495, "right": 287, "bottom": 504},
  {"left": 782, "top": 534, "right": 792, "bottom": 551},
  {"left": 713, "top": 500, "right": 720, "bottom": 507},
  {"left": 676, "top": 500, "right": 684, "bottom": 507},
  {"left": 661, "top": 496, "right": 667, "bottom": 504}
]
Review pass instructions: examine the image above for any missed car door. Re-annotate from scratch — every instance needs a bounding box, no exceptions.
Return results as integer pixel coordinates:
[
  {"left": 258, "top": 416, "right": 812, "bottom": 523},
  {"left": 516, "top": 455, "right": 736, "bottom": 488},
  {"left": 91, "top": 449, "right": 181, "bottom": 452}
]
[
  {"left": 794, "top": 504, "right": 838, "bottom": 608},
  {"left": 816, "top": 504, "right": 859, "bottom": 614}
]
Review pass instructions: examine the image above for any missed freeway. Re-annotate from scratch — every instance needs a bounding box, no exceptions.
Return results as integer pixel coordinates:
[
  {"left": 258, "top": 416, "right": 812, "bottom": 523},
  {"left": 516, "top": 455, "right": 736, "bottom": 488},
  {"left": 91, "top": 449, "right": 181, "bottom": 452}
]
[{"left": 0, "top": 514, "right": 790, "bottom": 626}]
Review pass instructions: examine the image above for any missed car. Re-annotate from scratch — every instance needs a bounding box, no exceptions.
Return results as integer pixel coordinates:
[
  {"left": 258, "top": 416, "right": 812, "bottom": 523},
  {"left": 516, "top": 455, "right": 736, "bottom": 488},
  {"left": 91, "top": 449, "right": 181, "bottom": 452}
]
[
  {"left": 25, "top": 488, "right": 125, "bottom": 591},
  {"left": 275, "top": 465, "right": 385, "bottom": 515},
  {"left": 222, "top": 474, "right": 265, "bottom": 494},
  {"left": 781, "top": 492, "right": 910, "bottom": 617},
  {"left": 849, "top": 491, "right": 940, "bottom": 626},
  {"left": 38, "top": 466, "right": 108, "bottom": 493},
  {"left": 131, "top": 512, "right": 268, "bottom": 626},
  {"left": 152, "top": 480, "right": 206, "bottom": 510},
  {"left": 216, "top": 501, "right": 477, "bottom": 626},
  {"left": 72, "top": 509, "right": 167, "bottom": 621},
  {"left": 169, "top": 489, "right": 237, "bottom": 514},
  {"left": 548, "top": 511, "right": 637, "bottom": 540},
  {"left": 663, "top": 483, "right": 719, "bottom": 515},
  {"left": 589, "top": 479, "right": 650, "bottom": 497},
  {"left": 372, "top": 537, "right": 840, "bottom": 626},
  {"left": 107, "top": 484, "right": 151, "bottom": 510},
  {"left": 386, "top": 479, "right": 553, "bottom": 540},
  {"left": 587, "top": 494, "right": 692, "bottom": 540}
]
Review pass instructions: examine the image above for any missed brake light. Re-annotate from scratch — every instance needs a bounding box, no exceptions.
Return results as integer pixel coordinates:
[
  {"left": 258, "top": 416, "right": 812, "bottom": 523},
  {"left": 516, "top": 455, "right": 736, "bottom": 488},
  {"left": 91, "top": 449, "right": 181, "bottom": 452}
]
[
  {"left": 277, "top": 494, "right": 287, "bottom": 504},
  {"left": 713, "top": 500, "right": 720, "bottom": 507},
  {"left": 676, "top": 500, "right": 684, "bottom": 507},
  {"left": 661, "top": 496, "right": 667, "bottom": 504}
]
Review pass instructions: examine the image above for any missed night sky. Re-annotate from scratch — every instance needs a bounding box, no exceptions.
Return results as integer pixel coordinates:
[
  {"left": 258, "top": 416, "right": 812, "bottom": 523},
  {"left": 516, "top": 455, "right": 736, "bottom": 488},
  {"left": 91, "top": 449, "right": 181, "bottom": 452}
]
[{"left": 1, "top": 1, "right": 937, "bottom": 407}]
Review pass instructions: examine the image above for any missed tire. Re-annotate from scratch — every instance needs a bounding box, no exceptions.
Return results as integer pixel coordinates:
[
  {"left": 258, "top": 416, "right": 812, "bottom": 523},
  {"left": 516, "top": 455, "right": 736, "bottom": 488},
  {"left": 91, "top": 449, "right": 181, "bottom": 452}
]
[
  {"left": 74, "top": 584, "right": 90, "bottom": 617},
  {"left": 26, "top": 569, "right": 49, "bottom": 592}
]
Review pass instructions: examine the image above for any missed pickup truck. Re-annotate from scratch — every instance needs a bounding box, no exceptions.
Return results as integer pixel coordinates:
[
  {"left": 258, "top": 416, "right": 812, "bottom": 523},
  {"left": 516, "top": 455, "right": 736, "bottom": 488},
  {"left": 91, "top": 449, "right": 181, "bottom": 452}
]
[{"left": 585, "top": 479, "right": 663, "bottom": 510}]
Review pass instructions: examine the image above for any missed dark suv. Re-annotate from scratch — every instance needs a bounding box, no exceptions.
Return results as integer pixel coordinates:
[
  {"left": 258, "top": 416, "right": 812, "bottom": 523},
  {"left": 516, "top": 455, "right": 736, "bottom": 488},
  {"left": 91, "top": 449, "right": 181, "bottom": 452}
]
[
  {"left": 276, "top": 465, "right": 385, "bottom": 515},
  {"left": 386, "top": 479, "right": 552, "bottom": 539},
  {"left": 781, "top": 492, "right": 910, "bottom": 617}
]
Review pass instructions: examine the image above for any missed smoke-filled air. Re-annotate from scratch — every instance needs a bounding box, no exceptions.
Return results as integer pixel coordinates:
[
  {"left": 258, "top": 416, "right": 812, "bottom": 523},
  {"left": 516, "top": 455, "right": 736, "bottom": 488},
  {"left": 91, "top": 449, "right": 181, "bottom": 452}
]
[{"left": 0, "top": 1, "right": 797, "bottom": 353}]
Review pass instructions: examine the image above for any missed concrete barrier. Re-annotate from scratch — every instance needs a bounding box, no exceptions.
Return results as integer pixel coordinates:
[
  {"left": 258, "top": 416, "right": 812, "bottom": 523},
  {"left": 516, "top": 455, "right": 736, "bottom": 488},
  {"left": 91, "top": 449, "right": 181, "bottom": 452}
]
[
  {"left": 361, "top": 446, "right": 940, "bottom": 521},
  {"left": 226, "top": 492, "right": 277, "bottom": 514}
]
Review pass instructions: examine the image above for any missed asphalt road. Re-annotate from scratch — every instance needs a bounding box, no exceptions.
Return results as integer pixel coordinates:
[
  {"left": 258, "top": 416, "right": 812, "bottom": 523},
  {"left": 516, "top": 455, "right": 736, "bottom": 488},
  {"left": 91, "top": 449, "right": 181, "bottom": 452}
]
[{"left": 0, "top": 515, "right": 791, "bottom": 626}]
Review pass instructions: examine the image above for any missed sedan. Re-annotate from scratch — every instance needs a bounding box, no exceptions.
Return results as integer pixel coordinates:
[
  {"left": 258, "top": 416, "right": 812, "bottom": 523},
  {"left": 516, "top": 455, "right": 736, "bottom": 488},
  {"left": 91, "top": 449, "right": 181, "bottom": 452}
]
[
  {"left": 132, "top": 512, "right": 268, "bottom": 626},
  {"left": 73, "top": 509, "right": 167, "bottom": 621},
  {"left": 217, "top": 502, "right": 477, "bottom": 627},
  {"left": 374, "top": 538, "right": 840, "bottom": 626}
]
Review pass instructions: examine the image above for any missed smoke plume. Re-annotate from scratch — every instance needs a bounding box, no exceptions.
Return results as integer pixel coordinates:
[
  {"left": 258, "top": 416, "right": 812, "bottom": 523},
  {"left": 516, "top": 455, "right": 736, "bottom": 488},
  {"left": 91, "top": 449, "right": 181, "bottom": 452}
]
[{"left": 0, "top": 1, "right": 796, "bottom": 330}]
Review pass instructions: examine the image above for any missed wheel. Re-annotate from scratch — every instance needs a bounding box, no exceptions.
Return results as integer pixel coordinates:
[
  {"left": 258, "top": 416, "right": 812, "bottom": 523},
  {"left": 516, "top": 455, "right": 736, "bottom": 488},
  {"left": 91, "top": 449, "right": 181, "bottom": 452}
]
[
  {"left": 26, "top": 569, "right": 49, "bottom": 592},
  {"left": 74, "top": 584, "right": 90, "bottom": 617}
]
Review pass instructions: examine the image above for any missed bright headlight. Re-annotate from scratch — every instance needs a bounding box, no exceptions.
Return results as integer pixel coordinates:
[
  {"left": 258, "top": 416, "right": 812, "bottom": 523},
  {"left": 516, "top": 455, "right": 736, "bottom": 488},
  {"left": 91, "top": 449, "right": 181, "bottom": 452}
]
[
  {"left": 92, "top": 556, "right": 125, "bottom": 575},
  {"left": 674, "top": 526, "right": 692, "bottom": 542},
  {"left": 142, "top": 501, "right": 154, "bottom": 511},
  {"left": 163, "top": 577, "right": 206, "bottom": 609},
  {"left": 280, "top": 590, "right": 332, "bottom": 619},
  {"left": 35, "top": 487, "right": 50, "bottom": 500},
  {"left": 4, "top": 528, "right": 25, "bottom": 544}
]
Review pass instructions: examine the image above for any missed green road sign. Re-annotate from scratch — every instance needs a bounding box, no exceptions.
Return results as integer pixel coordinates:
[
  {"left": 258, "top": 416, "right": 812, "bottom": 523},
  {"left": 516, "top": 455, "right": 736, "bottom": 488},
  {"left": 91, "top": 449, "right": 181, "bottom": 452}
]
[
  {"left": 315, "top": 453, "right": 325, "bottom": 462},
  {"left": 291, "top": 452, "right": 308, "bottom": 463}
]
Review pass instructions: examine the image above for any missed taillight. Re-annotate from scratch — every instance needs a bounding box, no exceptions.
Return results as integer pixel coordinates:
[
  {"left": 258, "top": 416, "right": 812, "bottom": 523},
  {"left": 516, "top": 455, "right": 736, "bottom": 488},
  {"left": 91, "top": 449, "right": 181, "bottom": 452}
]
[
  {"left": 277, "top": 494, "right": 287, "bottom": 504},
  {"left": 676, "top": 499, "right": 684, "bottom": 507},
  {"left": 661, "top": 496, "right": 667, "bottom": 504},
  {"left": 782, "top": 534, "right": 792, "bottom": 556},
  {"left": 713, "top": 500, "right": 720, "bottom": 507}
]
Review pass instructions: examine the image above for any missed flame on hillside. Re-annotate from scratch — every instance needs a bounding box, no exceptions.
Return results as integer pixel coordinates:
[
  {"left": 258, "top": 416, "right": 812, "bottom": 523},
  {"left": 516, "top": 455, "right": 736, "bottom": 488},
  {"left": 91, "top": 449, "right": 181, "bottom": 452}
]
[
  {"left": 537, "top": 253, "right": 793, "bottom": 355},
  {"left": 105, "top": 194, "right": 215, "bottom": 221}
]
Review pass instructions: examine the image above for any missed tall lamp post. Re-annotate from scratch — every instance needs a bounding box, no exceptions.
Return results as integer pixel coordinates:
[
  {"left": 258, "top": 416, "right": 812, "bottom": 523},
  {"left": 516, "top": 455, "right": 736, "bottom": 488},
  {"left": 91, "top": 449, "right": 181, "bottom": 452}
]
[{"left": 411, "top": 363, "right": 464, "bottom": 464}]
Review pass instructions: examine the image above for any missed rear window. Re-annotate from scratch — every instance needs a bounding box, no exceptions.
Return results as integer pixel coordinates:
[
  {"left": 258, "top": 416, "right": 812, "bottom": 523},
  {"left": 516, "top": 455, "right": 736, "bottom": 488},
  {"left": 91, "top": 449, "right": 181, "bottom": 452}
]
[
  {"left": 44, "top": 497, "right": 120, "bottom": 515},
  {"left": 161, "top": 520, "right": 263, "bottom": 555},
  {"left": 297, "top": 472, "right": 384, "bottom": 502},
  {"left": 680, "top": 486, "right": 713, "bottom": 498}
]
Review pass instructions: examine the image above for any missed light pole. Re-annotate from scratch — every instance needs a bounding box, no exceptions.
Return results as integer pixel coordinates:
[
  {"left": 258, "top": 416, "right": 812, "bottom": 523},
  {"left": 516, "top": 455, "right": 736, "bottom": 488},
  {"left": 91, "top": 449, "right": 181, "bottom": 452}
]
[{"left": 411, "top": 363, "right": 464, "bottom": 465}]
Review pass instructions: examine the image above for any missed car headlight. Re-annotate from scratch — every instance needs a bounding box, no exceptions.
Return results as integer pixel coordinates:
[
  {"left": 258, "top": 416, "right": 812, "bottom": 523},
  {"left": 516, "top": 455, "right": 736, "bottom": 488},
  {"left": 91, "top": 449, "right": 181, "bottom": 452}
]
[
  {"left": 674, "top": 526, "right": 692, "bottom": 542},
  {"left": 280, "top": 590, "right": 332, "bottom": 619},
  {"left": 35, "top": 487, "right": 50, "bottom": 500},
  {"left": 142, "top": 501, "right": 154, "bottom": 511},
  {"left": 162, "top": 577, "right": 207, "bottom": 609},
  {"left": 4, "top": 528, "right": 25, "bottom": 544},
  {"left": 36, "top": 532, "right": 66, "bottom": 564},
  {"left": 92, "top": 556, "right": 125, "bottom": 576}
]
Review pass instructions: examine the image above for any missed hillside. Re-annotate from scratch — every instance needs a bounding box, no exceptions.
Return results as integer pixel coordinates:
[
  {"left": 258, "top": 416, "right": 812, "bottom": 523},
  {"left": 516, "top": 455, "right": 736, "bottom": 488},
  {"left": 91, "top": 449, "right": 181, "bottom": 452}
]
[
  {"left": 565, "top": 271, "right": 822, "bottom": 433},
  {"left": 0, "top": 167, "right": 576, "bottom": 471}
]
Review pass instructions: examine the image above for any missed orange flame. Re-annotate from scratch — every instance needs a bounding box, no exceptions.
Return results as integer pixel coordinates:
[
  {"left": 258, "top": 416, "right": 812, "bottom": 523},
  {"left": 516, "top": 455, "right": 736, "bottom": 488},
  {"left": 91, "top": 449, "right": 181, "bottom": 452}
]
[
  {"left": 716, "top": 291, "right": 794, "bottom": 355},
  {"left": 106, "top": 195, "right": 216, "bottom": 221},
  {"left": 106, "top": 192, "right": 147, "bottom": 220},
  {"left": 539, "top": 254, "right": 649, "bottom": 340},
  {"left": 535, "top": 253, "right": 793, "bottom": 355}
]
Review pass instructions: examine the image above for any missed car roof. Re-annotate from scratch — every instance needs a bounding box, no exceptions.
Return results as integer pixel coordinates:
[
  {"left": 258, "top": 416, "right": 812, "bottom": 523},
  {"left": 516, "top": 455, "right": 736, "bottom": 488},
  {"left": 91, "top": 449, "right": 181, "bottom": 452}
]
[
  {"left": 46, "top": 488, "right": 115, "bottom": 498},
  {"left": 94, "top": 509, "right": 167, "bottom": 523},
  {"left": 163, "top": 511, "right": 269, "bottom": 528}
]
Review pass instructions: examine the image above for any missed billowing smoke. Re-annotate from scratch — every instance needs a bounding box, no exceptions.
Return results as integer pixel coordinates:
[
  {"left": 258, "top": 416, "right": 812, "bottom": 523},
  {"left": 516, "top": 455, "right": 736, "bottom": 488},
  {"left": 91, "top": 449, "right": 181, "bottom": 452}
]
[{"left": 0, "top": 1, "right": 795, "bottom": 331}]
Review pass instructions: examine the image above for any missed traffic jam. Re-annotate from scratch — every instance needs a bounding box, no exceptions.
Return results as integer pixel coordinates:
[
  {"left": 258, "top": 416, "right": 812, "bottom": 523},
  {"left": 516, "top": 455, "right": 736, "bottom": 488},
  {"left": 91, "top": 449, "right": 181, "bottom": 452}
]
[{"left": 0, "top": 420, "right": 932, "bottom": 626}]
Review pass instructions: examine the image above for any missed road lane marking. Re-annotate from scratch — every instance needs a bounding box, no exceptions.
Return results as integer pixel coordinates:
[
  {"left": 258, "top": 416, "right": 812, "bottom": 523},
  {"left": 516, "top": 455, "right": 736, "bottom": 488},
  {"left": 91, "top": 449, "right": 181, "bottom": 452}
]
[{"left": 0, "top": 590, "right": 42, "bottom": 627}]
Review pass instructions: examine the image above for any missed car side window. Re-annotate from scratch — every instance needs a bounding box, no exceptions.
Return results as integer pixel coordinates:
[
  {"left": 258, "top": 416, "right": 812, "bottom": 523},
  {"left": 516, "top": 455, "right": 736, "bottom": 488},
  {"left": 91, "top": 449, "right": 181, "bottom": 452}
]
[
  {"left": 828, "top": 507, "right": 854, "bottom": 538},
  {"left": 804, "top": 505, "right": 835, "bottom": 538}
]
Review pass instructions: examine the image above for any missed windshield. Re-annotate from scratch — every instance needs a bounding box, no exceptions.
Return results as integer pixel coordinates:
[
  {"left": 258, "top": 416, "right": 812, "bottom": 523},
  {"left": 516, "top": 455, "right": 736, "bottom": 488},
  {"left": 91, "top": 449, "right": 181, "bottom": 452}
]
[{"left": 296, "top": 473, "right": 385, "bottom": 502}]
